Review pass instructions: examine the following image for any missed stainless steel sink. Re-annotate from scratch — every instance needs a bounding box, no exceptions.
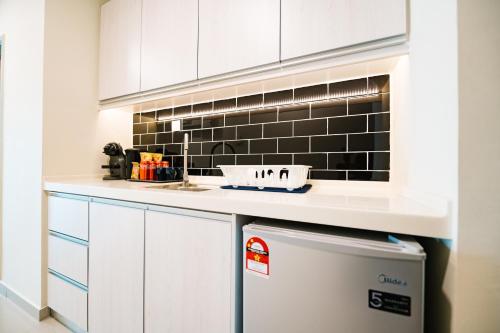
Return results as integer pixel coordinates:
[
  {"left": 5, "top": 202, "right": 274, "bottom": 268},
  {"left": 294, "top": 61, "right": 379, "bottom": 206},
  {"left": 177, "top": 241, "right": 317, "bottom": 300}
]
[{"left": 147, "top": 183, "right": 212, "bottom": 192}]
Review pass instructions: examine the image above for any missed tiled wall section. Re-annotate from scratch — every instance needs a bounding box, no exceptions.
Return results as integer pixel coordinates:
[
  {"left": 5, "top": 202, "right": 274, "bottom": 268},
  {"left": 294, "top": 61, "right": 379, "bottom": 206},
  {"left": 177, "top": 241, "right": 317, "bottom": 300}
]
[{"left": 133, "top": 75, "right": 390, "bottom": 181}]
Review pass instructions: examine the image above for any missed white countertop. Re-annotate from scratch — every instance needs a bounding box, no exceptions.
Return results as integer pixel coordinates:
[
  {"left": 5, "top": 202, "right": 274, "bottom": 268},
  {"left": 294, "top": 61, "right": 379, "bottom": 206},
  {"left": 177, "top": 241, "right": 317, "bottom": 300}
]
[{"left": 44, "top": 176, "right": 451, "bottom": 239}]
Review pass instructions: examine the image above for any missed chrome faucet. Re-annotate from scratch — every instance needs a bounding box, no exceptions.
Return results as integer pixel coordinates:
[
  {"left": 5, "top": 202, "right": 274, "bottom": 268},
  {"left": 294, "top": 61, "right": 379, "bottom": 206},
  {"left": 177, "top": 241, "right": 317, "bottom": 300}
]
[{"left": 182, "top": 133, "right": 189, "bottom": 187}]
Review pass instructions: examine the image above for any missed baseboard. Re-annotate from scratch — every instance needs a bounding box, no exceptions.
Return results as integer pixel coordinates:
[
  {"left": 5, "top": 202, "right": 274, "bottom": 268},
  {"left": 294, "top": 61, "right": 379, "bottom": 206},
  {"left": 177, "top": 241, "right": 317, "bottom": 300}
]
[
  {"left": 0, "top": 281, "right": 50, "bottom": 320},
  {"left": 51, "top": 309, "right": 87, "bottom": 333}
]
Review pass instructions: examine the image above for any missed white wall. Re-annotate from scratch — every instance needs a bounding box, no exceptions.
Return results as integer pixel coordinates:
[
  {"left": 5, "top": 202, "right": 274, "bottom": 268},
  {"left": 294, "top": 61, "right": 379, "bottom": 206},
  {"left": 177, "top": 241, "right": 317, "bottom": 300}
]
[
  {"left": 0, "top": 0, "right": 46, "bottom": 308},
  {"left": 42, "top": 0, "right": 131, "bottom": 179},
  {"left": 0, "top": 0, "right": 132, "bottom": 311},
  {"left": 456, "top": 0, "right": 500, "bottom": 331}
]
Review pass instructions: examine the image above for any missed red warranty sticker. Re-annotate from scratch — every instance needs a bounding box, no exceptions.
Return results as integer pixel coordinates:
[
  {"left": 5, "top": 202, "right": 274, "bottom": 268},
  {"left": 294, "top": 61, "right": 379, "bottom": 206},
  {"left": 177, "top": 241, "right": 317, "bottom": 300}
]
[{"left": 246, "top": 237, "right": 269, "bottom": 277}]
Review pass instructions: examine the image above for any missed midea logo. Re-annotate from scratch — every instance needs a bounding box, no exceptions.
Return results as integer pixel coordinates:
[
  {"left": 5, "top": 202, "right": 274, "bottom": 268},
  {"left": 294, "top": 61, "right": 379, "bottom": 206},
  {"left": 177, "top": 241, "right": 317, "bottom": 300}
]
[{"left": 378, "top": 274, "right": 407, "bottom": 287}]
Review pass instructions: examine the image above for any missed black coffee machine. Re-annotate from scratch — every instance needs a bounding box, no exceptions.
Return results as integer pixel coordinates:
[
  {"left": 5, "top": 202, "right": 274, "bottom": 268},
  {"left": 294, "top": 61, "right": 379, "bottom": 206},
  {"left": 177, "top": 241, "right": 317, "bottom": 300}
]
[{"left": 102, "top": 143, "right": 126, "bottom": 180}]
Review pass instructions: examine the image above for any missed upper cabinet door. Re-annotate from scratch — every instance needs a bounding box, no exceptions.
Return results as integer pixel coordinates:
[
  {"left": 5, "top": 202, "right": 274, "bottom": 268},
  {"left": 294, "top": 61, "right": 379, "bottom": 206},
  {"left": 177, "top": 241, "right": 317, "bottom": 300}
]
[
  {"left": 99, "top": 0, "right": 141, "bottom": 100},
  {"left": 198, "top": 0, "right": 280, "bottom": 78},
  {"left": 141, "top": 0, "right": 198, "bottom": 91},
  {"left": 281, "top": 0, "right": 407, "bottom": 60}
]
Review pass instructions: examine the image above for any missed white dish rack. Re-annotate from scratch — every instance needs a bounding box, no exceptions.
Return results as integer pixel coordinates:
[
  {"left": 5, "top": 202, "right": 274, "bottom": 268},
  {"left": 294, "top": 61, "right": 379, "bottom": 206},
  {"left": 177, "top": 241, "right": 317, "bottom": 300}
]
[{"left": 218, "top": 165, "right": 311, "bottom": 191}]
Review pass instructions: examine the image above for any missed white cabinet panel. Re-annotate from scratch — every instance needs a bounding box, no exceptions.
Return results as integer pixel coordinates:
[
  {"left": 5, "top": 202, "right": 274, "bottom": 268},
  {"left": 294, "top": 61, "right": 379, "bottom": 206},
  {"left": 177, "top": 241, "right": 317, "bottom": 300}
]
[
  {"left": 48, "top": 195, "right": 88, "bottom": 241},
  {"left": 89, "top": 202, "right": 144, "bottom": 333},
  {"left": 99, "top": 0, "right": 141, "bottom": 100},
  {"left": 141, "top": 0, "right": 198, "bottom": 91},
  {"left": 198, "top": 0, "right": 280, "bottom": 78},
  {"left": 281, "top": 0, "right": 407, "bottom": 60},
  {"left": 48, "top": 234, "right": 88, "bottom": 286},
  {"left": 145, "top": 210, "right": 232, "bottom": 333},
  {"left": 48, "top": 273, "right": 88, "bottom": 331}
]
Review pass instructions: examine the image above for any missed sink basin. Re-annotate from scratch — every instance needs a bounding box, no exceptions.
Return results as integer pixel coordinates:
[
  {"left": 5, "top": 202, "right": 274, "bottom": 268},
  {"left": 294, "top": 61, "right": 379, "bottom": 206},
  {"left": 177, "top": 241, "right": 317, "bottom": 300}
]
[{"left": 147, "top": 183, "right": 212, "bottom": 192}]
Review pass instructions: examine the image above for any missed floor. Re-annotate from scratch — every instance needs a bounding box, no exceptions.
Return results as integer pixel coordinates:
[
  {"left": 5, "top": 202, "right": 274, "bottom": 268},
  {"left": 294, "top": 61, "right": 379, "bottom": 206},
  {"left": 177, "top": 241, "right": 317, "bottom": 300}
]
[{"left": 0, "top": 295, "right": 70, "bottom": 333}]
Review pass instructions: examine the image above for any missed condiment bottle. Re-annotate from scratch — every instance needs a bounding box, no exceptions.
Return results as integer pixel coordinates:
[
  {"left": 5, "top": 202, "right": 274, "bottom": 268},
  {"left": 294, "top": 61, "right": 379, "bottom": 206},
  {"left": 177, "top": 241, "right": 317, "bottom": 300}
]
[{"left": 139, "top": 161, "right": 148, "bottom": 180}]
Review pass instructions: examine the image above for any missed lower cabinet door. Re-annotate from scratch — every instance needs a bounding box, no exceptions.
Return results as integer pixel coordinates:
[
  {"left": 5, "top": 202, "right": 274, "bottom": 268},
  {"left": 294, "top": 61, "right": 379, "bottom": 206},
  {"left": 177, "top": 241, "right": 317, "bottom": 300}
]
[
  {"left": 88, "top": 201, "right": 145, "bottom": 333},
  {"left": 145, "top": 209, "right": 232, "bottom": 333}
]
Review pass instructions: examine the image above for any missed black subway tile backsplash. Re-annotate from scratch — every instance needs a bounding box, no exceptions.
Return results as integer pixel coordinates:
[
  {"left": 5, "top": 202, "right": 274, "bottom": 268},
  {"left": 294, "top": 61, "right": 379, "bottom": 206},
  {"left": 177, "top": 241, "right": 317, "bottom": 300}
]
[
  {"left": 294, "top": 153, "right": 327, "bottom": 169},
  {"left": 237, "top": 154, "right": 262, "bottom": 165},
  {"left": 329, "top": 153, "right": 367, "bottom": 170},
  {"left": 156, "top": 132, "right": 172, "bottom": 144},
  {"left": 133, "top": 113, "right": 141, "bottom": 124},
  {"left": 141, "top": 111, "right": 156, "bottom": 123},
  {"left": 264, "top": 90, "right": 293, "bottom": 106},
  {"left": 133, "top": 123, "right": 147, "bottom": 135},
  {"left": 202, "top": 141, "right": 224, "bottom": 155},
  {"left": 182, "top": 117, "right": 202, "bottom": 130},
  {"left": 189, "top": 142, "right": 202, "bottom": 155},
  {"left": 173, "top": 130, "right": 191, "bottom": 143},
  {"left": 213, "top": 127, "right": 236, "bottom": 141},
  {"left": 238, "top": 94, "right": 263, "bottom": 109},
  {"left": 330, "top": 78, "right": 367, "bottom": 98},
  {"left": 173, "top": 105, "right": 191, "bottom": 117},
  {"left": 191, "top": 155, "right": 212, "bottom": 168},
  {"left": 348, "top": 133, "right": 390, "bottom": 152},
  {"left": 213, "top": 155, "right": 235, "bottom": 166},
  {"left": 250, "top": 139, "right": 277, "bottom": 154},
  {"left": 368, "top": 113, "right": 390, "bottom": 132},
  {"left": 141, "top": 134, "right": 155, "bottom": 145},
  {"left": 294, "top": 119, "right": 327, "bottom": 136},
  {"left": 191, "top": 129, "right": 212, "bottom": 142},
  {"left": 369, "top": 152, "right": 390, "bottom": 170},
  {"left": 311, "top": 135, "right": 346, "bottom": 152},
  {"left": 278, "top": 104, "right": 309, "bottom": 121},
  {"left": 368, "top": 75, "right": 390, "bottom": 93},
  {"left": 263, "top": 154, "right": 293, "bottom": 165},
  {"left": 237, "top": 124, "right": 262, "bottom": 140},
  {"left": 310, "top": 170, "right": 347, "bottom": 180},
  {"left": 264, "top": 122, "right": 293, "bottom": 138},
  {"left": 328, "top": 115, "right": 367, "bottom": 134},
  {"left": 157, "top": 108, "right": 172, "bottom": 120},
  {"left": 278, "top": 137, "right": 309, "bottom": 153},
  {"left": 348, "top": 171, "right": 389, "bottom": 182},
  {"left": 214, "top": 98, "right": 236, "bottom": 112},
  {"left": 193, "top": 102, "right": 213, "bottom": 114},
  {"left": 311, "top": 99, "right": 347, "bottom": 119},
  {"left": 226, "top": 111, "right": 249, "bottom": 126},
  {"left": 224, "top": 140, "right": 249, "bottom": 155},
  {"left": 202, "top": 115, "right": 224, "bottom": 128},
  {"left": 348, "top": 93, "right": 390, "bottom": 115},
  {"left": 294, "top": 84, "right": 328, "bottom": 103},
  {"left": 250, "top": 108, "right": 278, "bottom": 124},
  {"left": 165, "top": 143, "right": 182, "bottom": 155},
  {"left": 132, "top": 75, "right": 391, "bottom": 181}
]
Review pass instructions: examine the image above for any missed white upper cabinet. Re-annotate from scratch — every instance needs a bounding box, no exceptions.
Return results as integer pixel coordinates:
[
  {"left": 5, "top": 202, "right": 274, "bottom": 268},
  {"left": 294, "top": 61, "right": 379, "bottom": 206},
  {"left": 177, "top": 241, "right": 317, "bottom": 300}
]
[
  {"left": 141, "top": 0, "right": 198, "bottom": 91},
  {"left": 198, "top": 0, "right": 280, "bottom": 78},
  {"left": 281, "top": 0, "right": 407, "bottom": 60},
  {"left": 99, "top": 0, "right": 141, "bottom": 100}
]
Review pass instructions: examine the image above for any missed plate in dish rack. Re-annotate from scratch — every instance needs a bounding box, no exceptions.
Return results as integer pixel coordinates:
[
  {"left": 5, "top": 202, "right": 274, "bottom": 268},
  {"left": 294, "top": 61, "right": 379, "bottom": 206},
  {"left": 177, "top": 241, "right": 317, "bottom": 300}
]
[{"left": 218, "top": 165, "right": 312, "bottom": 191}]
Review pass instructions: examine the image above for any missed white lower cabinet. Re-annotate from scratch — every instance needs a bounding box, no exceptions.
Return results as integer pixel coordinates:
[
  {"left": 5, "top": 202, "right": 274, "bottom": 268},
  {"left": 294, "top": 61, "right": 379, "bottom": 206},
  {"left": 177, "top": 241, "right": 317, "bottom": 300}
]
[
  {"left": 48, "top": 273, "right": 88, "bottom": 331},
  {"left": 144, "top": 208, "right": 233, "bottom": 333},
  {"left": 88, "top": 201, "right": 145, "bottom": 333}
]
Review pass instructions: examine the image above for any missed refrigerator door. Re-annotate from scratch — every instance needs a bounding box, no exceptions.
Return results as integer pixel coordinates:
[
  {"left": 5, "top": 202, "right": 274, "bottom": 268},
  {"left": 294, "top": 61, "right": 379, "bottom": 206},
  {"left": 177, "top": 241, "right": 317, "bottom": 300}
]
[{"left": 243, "top": 223, "right": 425, "bottom": 333}]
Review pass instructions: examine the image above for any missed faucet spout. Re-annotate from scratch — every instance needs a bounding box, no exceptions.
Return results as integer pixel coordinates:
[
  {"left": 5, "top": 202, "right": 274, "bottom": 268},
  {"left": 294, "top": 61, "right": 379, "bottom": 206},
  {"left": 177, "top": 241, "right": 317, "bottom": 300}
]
[{"left": 183, "top": 133, "right": 189, "bottom": 187}]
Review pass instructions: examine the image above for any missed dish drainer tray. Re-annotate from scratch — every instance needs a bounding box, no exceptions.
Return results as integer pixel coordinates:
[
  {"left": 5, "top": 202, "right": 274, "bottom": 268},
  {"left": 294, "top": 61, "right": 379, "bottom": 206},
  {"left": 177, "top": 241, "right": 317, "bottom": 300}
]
[{"left": 220, "top": 184, "right": 312, "bottom": 194}]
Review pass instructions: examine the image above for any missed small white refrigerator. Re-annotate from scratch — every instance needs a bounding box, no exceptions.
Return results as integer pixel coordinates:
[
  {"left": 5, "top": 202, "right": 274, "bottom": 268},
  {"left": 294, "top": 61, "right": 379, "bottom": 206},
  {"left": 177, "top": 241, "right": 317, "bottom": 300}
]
[{"left": 243, "top": 221, "right": 425, "bottom": 333}]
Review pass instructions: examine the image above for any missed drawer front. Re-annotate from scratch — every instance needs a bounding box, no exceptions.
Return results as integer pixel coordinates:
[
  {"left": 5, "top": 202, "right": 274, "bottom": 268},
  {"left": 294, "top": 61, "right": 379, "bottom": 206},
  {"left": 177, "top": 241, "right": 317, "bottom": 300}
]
[
  {"left": 48, "top": 234, "right": 88, "bottom": 286},
  {"left": 48, "top": 195, "right": 89, "bottom": 240},
  {"left": 48, "top": 273, "right": 88, "bottom": 331}
]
